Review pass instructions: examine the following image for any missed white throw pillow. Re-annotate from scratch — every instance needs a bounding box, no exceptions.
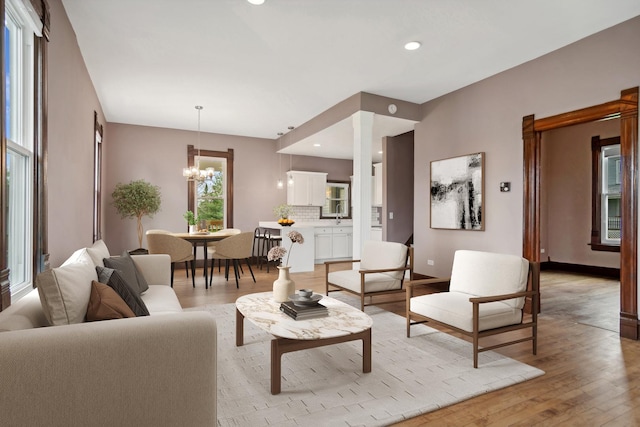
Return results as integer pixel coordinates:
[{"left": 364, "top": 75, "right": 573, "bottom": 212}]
[
  {"left": 85, "top": 240, "right": 111, "bottom": 267},
  {"left": 37, "top": 249, "right": 98, "bottom": 325}
]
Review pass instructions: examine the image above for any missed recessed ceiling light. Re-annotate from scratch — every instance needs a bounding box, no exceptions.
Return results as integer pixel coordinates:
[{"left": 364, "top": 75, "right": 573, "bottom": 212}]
[
  {"left": 404, "top": 41, "right": 421, "bottom": 51},
  {"left": 247, "top": 0, "right": 265, "bottom": 5},
  {"left": 378, "top": 151, "right": 383, "bottom": 154},
  {"left": 314, "top": 143, "right": 321, "bottom": 147}
]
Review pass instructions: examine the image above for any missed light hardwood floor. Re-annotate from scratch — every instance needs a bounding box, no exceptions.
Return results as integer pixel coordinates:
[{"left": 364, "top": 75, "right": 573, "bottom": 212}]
[{"left": 173, "top": 263, "right": 640, "bottom": 426}]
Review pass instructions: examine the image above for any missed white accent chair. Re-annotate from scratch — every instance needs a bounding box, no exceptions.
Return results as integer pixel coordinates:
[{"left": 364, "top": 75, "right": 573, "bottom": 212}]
[
  {"left": 406, "top": 250, "right": 539, "bottom": 368},
  {"left": 325, "top": 240, "right": 412, "bottom": 311}
]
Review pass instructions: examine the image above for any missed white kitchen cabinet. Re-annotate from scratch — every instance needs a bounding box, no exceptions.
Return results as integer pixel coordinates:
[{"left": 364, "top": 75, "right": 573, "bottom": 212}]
[
  {"left": 287, "top": 171, "right": 327, "bottom": 206},
  {"left": 370, "top": 227, "right": 383, "bottom": 241},
  {"left": 314, "top": 226, "right": 352, "bottom": 262},
  {"left": 332, "top": 227, "right": 352, "bottom": 259},
  {"left": 314, "top": 228, "right": 333, "bottom": 260},
  {"left": 373, "top": 163, "right": 382, "bottom": 207}
]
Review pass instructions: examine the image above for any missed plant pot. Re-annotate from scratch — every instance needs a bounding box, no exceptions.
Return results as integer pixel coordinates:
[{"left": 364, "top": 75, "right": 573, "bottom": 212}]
[
  {"left": 189, "top": 224, "right": 197, "bottom": 234},
  {"left": 273, "top": 266, "right": 295, "bottom": 303}
]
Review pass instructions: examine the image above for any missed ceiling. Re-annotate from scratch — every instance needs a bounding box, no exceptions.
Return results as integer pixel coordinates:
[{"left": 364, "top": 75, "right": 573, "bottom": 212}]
[{"left": 61, "top": 0, "right": 640, "bottom": 160}]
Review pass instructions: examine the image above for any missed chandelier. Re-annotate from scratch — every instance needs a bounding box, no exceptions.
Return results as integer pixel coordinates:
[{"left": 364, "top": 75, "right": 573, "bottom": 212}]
[{"left": 183, "top": 105, "right": 214, "bottom": 181}]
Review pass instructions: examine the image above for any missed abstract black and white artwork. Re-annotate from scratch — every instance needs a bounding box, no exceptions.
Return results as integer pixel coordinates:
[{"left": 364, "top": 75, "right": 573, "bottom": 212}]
[{"left": 430, "top": 152, "right": 484, "bottom": 230}]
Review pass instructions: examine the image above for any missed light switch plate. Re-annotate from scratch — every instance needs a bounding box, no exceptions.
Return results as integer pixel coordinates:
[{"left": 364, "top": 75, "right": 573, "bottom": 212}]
[{"left": 500, "top": 182, "right": 511, "bottom": 192}]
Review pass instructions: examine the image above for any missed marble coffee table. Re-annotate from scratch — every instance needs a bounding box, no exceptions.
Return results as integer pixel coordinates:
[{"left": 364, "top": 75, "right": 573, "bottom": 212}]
[{"left": 235, "top": 292, "right": 373, "bottom": 394}]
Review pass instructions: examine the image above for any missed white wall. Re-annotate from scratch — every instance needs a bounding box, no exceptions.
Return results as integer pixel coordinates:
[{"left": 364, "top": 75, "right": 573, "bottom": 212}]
[{"left": 414, "top": 16, "right": 640, "bottom": 278}]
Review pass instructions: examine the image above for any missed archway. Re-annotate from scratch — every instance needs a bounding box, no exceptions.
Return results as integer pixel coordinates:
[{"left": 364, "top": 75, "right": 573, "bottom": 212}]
[{"left": 523, "top": 87, "right": 638, "bottom": 339}]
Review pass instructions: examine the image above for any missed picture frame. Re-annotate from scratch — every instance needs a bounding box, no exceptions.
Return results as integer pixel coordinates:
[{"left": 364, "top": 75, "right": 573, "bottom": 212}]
[{"left": 430, "top": 152, "right": 484, "bottom": 230}]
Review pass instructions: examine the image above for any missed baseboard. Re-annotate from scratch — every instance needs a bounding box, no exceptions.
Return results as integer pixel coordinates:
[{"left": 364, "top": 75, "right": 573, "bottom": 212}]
[{"left": 541, "top": 260, "right": 620, "bottom": 279}]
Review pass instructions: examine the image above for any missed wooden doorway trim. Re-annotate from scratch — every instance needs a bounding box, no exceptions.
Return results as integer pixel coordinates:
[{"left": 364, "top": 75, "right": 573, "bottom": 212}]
[{"left": 523, "top": 87, "right": 639, "bottom": 340}]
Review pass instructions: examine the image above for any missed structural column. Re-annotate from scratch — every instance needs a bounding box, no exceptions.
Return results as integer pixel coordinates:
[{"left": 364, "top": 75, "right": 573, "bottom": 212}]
[{"left": 352, "top": 111, "right": 374, "bottom": 259}]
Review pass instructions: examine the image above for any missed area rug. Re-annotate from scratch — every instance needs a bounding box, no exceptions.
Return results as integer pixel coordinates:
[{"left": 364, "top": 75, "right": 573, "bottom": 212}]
[{"left": 188, "top": 299, "right": 544, "bottom": 427}]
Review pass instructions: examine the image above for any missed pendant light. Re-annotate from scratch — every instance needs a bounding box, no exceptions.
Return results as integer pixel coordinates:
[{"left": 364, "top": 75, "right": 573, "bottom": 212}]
[
  {"left": 277, "top": 132, "right": 284, "bottom": 189},
  {"left": 182, "top": 105, "right": 214, "bottom": 181}
]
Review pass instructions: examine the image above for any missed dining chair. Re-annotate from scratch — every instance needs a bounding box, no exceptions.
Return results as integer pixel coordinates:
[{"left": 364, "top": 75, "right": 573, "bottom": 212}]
[
  {"left": 208, "top": 228, "right": 241, "bottom": 273},
  {"left": 207, "top": 231, "right": 255, "bottom": 288},
  {"left": 146, "top": 230, "right": 196, "bottom": 287}
]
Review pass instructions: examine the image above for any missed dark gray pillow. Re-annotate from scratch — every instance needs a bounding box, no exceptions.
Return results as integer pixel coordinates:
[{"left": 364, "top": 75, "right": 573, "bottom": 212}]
[
  {"left": 96, "top": 266, "right": 149, "bottom": 317},
  {"left": 103, "top": 251, "right": 149, "bottom": 294}
]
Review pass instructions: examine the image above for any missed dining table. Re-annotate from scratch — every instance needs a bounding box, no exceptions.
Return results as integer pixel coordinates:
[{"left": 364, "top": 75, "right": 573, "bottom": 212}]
[{"left": 171, "top": 229, "right": 237, "bottom": 288}]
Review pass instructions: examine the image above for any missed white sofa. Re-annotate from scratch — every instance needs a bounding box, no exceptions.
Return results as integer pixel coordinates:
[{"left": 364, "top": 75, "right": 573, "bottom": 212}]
[{"left": 0, "top": 242, "right": 217, "bottom": 426}]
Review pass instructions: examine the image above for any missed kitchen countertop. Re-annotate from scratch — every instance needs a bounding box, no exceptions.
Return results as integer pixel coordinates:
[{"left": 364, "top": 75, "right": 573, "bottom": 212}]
[{"left": 259, "top": 221, "right": 353, "bottom": 229}]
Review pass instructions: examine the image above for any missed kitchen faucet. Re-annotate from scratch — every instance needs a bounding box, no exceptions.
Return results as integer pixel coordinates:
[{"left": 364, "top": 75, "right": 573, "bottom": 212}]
[{"left": 335, "top": 203, "right": 342, "bottom": 225}]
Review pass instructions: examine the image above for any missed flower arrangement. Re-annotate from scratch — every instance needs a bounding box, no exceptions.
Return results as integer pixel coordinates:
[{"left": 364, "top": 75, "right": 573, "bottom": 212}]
[
  {"left": 267, "top": 230, "right": 304, "bottom": 267},
  {"left": 273, "top": 203, "right": 294, "bottom": 219}
]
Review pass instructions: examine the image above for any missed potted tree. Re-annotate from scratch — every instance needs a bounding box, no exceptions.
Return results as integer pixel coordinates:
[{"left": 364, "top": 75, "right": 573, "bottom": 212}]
[{"left": 112, "top": 179, "right": 161, "bottom": 252}]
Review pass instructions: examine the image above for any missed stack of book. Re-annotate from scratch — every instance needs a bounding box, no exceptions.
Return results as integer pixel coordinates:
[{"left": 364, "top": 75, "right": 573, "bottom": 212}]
[{"left": 280, "top": 301, "right": 328, "bottom": 320}]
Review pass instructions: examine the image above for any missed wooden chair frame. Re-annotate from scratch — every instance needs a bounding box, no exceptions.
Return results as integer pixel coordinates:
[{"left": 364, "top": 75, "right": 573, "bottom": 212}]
[
  {"left": 325, "top": 247, "right": 413, "bottom": 311},
  {"left": 406, "top": 261, "right": 540, "bottom": 368}
]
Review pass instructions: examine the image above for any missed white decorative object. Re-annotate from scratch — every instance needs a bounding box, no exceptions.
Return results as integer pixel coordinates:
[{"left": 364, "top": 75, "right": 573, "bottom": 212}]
[
  {"left": 189, "top": 225, "right": 197, "bottom": 234},
  {"left": 272, "top": 266, "right": 295, "bottom": 303}
]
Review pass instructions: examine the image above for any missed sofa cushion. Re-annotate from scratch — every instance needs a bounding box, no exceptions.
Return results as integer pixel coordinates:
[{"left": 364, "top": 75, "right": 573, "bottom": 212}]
[
  {"left": 0, "top": 290, "right": 49, "bottom": 331},
  {"left": 104, "top": 251, "right": 149, "bottom": 294},
  {"left": 86, "top": 281, "right": 136, "bottom": 321},
  {"left": 36, "top": 250, "right": 97, "bottom": 325},
  {"left": 410, "top": 291, "right": 523, "bottom": 333},
  {"left": 86, "top": 239, "right": 110, "bottom": 268},
  {"left": 142, "top": 285, "right": 183, "bottom": 314},
  {"left": 96, "top": 267, "right": 150, "bottom": 317}
]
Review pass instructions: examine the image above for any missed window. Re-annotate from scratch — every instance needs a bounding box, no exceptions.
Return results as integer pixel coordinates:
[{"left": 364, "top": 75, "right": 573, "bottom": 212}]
[
  {"left": 93, "top": 111, "right": 103, "bottom": 242},
  {"left": 187, "top": 146, "right": 234, "bottom": 229},
  {"left": 591, "top": 135, "right": 621, "bottom": 252},
  {"left": 196, "top": 156, "right": 226, "bottom": 230},
  {"left": 320, "top": 181, "right": 350, "bottom": 219},
  {"left": 5, "top": 0, "right": 36, "bottom": 299}
]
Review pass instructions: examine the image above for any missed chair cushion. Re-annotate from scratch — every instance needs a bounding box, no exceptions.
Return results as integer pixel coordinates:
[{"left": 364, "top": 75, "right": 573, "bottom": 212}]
[
  {"left": 328, "top": 270, "right": 402, "bottom": 293},
  {"left": 449, "top": 250, "right": 529, "bottom": 309},
  {"left": 360, "top": 241, "right": 408, "bottom": 281},
  {"left": 410, "top": 291, "right": 523, "bottom": 333}
]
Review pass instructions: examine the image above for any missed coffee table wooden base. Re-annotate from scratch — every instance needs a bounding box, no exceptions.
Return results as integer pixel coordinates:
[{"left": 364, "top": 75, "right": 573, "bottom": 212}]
[{"left": 236, "top": 308, "right": 372, "bottom": 395}]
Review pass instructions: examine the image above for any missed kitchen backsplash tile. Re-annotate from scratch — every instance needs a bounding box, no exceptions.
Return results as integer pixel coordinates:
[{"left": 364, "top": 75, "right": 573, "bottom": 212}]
[{"left": 289, "top": 206, "right": 380, "bottom": 223}]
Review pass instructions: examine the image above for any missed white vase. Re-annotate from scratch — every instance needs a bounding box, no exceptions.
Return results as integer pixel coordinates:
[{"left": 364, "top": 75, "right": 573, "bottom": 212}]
[
  {"left": 189, "top": 224, "right": 197, "bottom": 234},
  {"left": 273, "top": 266, "right": 295, "bottom": 303}
]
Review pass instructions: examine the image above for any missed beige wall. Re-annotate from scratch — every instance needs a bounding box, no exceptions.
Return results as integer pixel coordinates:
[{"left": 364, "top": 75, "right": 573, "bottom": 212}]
[
  {"left": 415, "top": 15, "right": 640, "bottom": 277},
  {"left": 103, "top": 123, "right": 352, "bottom": 255},
  {"left": 48, "top": 0, "right": 106, "bottom": 267},
  {"left": 104, "top": 123, "right": 280, "bottom": 254},
  {"left": 541, "top": 119, "right": 620, "bottom": 268}
]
